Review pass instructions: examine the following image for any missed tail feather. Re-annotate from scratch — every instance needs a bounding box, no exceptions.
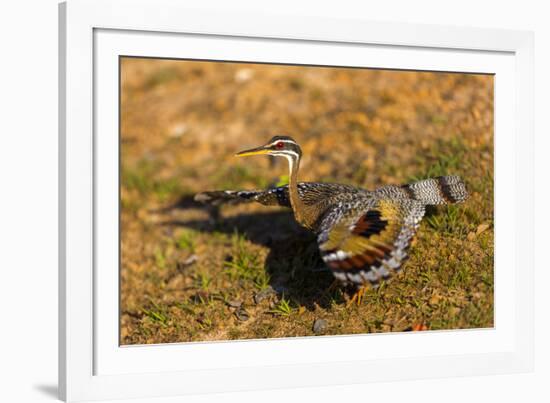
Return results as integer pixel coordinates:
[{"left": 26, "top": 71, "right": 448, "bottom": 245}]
[{"left": 403, "top": 175, "right": 468, "bottom": 205}]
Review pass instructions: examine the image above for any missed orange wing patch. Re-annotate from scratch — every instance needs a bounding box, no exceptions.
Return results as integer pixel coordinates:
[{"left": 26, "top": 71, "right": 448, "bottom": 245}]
[
  {"left": 319, "top": 199, "right": 425, "bottom": 285},
  {"left": 352, "top": 210, "right": 388, "bottom": 238},
  {"left": 322, "top": 201, "right": 402, "bottom": 271}
]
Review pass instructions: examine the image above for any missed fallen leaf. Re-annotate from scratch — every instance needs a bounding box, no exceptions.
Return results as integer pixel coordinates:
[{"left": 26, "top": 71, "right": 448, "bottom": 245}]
[
  {"left": 476, "top": 223, "right": 490, "bottom": 235},
  {"left": 429, "top": 295, "right": 441, "bottom": 306}
]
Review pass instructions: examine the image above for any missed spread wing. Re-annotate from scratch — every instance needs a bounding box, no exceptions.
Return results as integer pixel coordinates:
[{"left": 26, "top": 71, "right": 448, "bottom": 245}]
[
  {"left": 195, "top": 182, "right": 360, "bottom": 207},
  {"left": 317, "top": 198, "right": 425, "bottom": 286}
]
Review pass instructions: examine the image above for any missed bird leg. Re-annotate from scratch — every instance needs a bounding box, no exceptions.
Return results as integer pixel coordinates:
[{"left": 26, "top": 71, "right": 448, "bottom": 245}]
[
  {"left": 321, "top": 279, "right": 342, "bottom": 301},
  {"left": 326, "top": 279, "right": 340, "bottom": 293},
  {"left": 346, "top": 285, "right": 367, "bottom": 308}
]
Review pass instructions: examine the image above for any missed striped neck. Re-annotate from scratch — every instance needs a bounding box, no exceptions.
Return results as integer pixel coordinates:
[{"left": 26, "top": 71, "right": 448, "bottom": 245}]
[{"left": 282, "top": 151, "right": 311, "bottom": 228}]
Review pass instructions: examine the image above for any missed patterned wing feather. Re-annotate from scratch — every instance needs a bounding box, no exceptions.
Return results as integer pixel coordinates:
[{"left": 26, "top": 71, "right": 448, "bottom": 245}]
[
  {"left": 194, "top": 187, "right": 291, "bottom": 206},
  {"left": 195, "top": 182, "right": 361, "bottom": 207},
  {"left": 318, "top": 199, "right": 425, "bottom": 286}
]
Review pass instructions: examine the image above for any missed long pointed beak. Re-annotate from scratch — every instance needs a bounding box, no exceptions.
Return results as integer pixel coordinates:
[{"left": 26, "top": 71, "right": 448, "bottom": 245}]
[{"left": 235, "top": 145, "right": 270, "bottom": 157}]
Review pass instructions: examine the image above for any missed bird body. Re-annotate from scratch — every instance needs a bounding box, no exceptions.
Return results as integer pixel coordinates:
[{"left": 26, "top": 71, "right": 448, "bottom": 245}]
[{"left": 195, "top": 136, "right": 468, "bottom": 288}]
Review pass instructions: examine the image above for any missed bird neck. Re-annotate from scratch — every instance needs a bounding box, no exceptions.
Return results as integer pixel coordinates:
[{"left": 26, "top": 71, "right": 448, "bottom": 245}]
[{"left": 285, "top": 154, "right": 311, "bottom": 228}]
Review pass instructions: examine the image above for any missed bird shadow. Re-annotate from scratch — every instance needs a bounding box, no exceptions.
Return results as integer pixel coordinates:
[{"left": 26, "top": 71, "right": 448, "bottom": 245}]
[{"left": 158, "top": 194, "right": 340, "bottom": 310}]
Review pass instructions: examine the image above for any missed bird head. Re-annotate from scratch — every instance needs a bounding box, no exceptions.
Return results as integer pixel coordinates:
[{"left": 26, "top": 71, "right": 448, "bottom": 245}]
[{"left": 235, "top": 136, "right": 302, "bottom": 160}]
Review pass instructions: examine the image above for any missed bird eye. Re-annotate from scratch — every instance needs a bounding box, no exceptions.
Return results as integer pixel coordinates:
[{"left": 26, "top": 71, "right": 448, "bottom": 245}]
[{"left": 275, "top": 141, "right": 284, "bottom": 149}]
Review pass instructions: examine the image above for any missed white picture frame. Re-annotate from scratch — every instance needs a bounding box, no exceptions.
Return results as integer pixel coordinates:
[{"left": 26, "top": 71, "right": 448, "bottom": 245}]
[{"left": 59, "top": 0, "right": 534, "bottom": 401}]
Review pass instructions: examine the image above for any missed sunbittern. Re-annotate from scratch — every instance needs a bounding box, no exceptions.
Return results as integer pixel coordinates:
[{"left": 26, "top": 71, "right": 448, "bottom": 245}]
[{"left": 195, "top": 136, "right": 468, "bottom": 304}]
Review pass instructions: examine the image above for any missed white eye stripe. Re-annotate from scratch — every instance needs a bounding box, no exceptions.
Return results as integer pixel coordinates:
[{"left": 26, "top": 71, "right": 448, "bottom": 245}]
[
  {"left": 271, "top": 150, "right": 299, "bottom": 159},
  {"left": 267, "top": 139, "right": 297, "bottom": 147}
]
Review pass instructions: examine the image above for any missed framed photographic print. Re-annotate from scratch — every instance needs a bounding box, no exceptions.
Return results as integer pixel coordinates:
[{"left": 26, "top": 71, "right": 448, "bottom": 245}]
[{"left": 59, "top": 0, "right": 534, "bottom": 401}]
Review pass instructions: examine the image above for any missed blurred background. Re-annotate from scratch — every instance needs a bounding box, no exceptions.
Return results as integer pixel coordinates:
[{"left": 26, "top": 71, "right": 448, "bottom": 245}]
[{"left": 120, "top": 57, "right": 493, "bottom": 345}]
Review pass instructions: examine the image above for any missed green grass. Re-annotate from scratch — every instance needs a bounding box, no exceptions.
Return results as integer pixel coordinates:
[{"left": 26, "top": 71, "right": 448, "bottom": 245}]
[
  {"left": 211, "top": 165, "right": 269, "bottom": 190},
  {"left": 268, "top": 296, "right": 294, "bottom": 316},
  {"left": 223, "top": 232, "right": 269, "bottom": 289},
  {"left": 409, "top": 137, "right": 469, "bottom": 182},
  {"left": 425, "top": 204, "right": 470, "bottom": 237},
  {"left": 144, "top": 67, "right": 181, "bottom": 89},
  {"left": 254, "top": 271, "right": 271, "bottom": 291},
  {"left": 176, "top": 230, "right": 196, "bottom": 253},
  {"left": 288, "top": 77, "right": 305, "bottom": 91},
  {"left": 141, "top": 300, "right": 169, "bottom": 326},
  {"left": 154, "top": 248, "right": 166, "bottom": 270},
  {"left": 194, "top": 272, "right": 213, "bottom": 291},
  {"left": 122, "top": 158, "right": 182, "bottom": 201}
]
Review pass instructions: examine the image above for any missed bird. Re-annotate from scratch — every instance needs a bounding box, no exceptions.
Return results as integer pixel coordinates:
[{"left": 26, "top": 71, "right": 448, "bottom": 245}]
[{"left": 195, "top": 135, "right": 468, "bottom": 305}]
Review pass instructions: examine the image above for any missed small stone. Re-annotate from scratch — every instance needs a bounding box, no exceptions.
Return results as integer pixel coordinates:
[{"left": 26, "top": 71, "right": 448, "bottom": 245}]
[
  {"left": 227, "top": 300, "right": 242, "bottom": 308},
  {"left": 192, "top": 291, "right": 209, "bottom": 303},
  {"left": 254, "top": 286, "right": 276, "bottom": 304},
  {"left": 177, "top": 255, "right": 198, "bottom": 271},
  {"left": 169, "top": 122, "right": 187, "bottom": 138},
  {"left": 312, "top": 319, "right": 328, "bottom": 334},
  {"left": 235, "top": 307, "right": 249, "bottom": 321},
  {"left": 234, "top": 68, "right": 254, "bottom": 83},
  {"left": 183, "top": 254, "right": 198, "bottom": 264}
]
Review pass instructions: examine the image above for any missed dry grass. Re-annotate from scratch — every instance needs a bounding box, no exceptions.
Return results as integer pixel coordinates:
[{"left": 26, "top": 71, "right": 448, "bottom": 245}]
[{"left": 120, "top": 57, "right": 494, "bottom": 344}]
